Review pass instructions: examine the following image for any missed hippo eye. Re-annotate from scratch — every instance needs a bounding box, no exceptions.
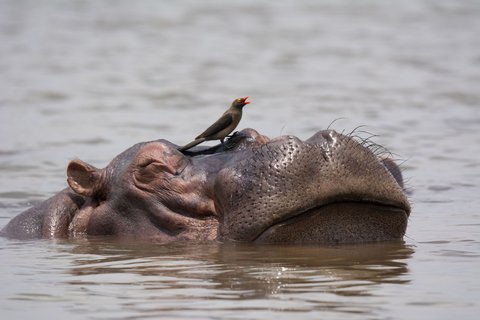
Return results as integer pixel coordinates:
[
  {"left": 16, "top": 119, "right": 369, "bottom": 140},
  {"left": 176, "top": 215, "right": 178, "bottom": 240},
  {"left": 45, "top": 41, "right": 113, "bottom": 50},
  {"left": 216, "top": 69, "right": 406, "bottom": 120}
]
[{"left": 138, "top": 159, "right": 177, "bottom": 175}]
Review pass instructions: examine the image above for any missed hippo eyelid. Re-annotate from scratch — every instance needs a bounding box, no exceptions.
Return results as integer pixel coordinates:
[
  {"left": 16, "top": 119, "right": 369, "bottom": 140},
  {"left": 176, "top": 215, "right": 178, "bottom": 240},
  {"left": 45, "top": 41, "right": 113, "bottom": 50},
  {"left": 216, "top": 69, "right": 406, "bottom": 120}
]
[
  {"left": 138, "top": 158, "right": 157, "bottom": 168},
  {"left": 137, "top": 157, "right": 188, "bottom": 178}
]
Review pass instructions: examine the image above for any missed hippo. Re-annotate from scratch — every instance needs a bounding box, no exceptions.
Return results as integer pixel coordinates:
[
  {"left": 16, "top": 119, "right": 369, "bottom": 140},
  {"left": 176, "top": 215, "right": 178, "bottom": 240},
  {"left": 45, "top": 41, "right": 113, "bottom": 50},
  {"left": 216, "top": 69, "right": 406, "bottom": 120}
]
[{"left": 1, "top": 128, "right": 410, "bottom": 244}]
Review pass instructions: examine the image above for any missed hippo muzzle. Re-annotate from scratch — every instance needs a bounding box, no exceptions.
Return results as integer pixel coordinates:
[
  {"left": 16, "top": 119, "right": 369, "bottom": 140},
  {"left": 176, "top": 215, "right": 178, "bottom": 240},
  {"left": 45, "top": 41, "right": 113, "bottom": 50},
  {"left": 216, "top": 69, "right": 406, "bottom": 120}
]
[{"left": 215, "top": 130, "right": 410, "bottom": 243}]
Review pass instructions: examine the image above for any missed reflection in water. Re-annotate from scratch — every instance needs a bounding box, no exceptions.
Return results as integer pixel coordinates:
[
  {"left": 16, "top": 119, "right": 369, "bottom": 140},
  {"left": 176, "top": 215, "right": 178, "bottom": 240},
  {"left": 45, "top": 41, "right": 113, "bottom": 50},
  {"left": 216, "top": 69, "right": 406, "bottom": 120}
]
[{"left": 54, "top": 239, "right": 413, "bottom": 317}]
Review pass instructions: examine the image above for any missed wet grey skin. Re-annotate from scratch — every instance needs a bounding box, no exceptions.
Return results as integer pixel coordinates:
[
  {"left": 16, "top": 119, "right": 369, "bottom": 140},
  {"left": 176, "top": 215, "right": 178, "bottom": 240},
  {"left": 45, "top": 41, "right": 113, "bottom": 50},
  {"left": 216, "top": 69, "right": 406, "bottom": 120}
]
[
  {"left": 1, "top": 128, "right": 410, "bottom": 244},
  {"left": 179, "top": 97, "right": 250, "bottom": 152}
]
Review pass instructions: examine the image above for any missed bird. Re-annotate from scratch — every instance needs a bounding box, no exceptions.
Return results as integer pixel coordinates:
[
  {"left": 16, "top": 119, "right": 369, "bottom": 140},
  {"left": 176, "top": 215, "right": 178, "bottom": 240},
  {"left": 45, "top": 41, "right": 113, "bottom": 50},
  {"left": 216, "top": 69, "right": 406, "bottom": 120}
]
[{"left": 179, "top": 96, "right": 250, "bottom": 152}]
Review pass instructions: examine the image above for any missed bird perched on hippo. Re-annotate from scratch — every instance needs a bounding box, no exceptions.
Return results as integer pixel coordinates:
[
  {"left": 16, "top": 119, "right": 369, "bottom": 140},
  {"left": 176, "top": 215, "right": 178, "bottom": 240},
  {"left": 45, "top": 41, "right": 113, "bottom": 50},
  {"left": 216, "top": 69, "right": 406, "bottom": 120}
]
[{"left": 179, "top": 96, "right": 250, "bottom": 152}]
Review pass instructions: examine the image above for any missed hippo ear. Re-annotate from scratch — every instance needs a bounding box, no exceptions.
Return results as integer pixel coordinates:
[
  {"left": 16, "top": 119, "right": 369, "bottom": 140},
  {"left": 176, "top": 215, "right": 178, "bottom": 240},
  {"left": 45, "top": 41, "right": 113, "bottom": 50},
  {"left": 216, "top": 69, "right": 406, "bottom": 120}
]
[{"left": 67, "top": 159, "right": 103, "bottom": 197}]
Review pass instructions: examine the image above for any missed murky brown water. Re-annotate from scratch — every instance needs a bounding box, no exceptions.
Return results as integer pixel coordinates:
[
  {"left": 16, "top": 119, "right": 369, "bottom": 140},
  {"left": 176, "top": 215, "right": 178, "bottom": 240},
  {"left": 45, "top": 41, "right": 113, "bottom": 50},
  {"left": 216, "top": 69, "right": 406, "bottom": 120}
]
[{"left": 1, "top": 1, "right": 480, "bottom": 319}]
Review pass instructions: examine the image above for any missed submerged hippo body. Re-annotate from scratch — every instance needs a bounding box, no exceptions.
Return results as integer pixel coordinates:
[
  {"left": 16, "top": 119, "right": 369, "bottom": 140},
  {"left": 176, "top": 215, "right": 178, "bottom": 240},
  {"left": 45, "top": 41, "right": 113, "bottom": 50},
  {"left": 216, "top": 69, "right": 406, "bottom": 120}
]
[{"left": 1, "top": 128, "right": 410, "bottom": 244}]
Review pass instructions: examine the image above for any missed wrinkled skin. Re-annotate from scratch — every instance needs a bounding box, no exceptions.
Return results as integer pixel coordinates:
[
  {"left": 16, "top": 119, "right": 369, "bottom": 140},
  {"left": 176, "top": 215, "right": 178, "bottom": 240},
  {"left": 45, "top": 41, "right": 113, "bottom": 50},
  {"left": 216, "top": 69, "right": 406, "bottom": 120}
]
[{"left": 1, "top": 128, "right": 411, "bottom": 244}]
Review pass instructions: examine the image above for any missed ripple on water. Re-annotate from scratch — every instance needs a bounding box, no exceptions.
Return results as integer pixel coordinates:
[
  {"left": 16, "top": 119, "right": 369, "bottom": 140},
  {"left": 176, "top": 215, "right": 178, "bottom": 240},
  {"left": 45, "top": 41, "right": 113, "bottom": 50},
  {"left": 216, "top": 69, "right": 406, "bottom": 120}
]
[
  {"left": 42, "top": 138, "right": 111, "bottom": 147},
  {"left": 428, "top": 185, "right": 453, "bottom": 192},
  {"left": 0, "top": 192, "right": 45, "bottom": 200},
  {"left": 435, "top": 249, "right": 480, "bottom": 258}
]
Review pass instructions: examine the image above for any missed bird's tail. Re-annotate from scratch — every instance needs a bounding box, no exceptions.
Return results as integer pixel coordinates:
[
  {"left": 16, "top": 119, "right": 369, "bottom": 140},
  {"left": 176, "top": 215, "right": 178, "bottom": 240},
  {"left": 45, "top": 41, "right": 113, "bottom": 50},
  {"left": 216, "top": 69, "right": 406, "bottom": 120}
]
[{"left": 178, "top": 138, "right": 206, "bottom": 152}]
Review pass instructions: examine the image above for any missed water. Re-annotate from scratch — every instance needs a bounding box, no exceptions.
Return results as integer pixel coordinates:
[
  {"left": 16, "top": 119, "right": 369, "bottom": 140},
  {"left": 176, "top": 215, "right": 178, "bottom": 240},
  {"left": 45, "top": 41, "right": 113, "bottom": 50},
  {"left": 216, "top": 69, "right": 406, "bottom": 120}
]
[{"left": 1, "top": 0, "right": 479, "bottom": 319}]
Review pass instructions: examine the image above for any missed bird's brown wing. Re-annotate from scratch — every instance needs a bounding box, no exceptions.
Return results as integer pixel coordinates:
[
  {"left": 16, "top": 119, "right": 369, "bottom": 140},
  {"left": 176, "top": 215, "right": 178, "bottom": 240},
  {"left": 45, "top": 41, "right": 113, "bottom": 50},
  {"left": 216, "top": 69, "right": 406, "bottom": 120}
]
[{"left": 196, "top": 113, "right": 233, "bottom": 139}]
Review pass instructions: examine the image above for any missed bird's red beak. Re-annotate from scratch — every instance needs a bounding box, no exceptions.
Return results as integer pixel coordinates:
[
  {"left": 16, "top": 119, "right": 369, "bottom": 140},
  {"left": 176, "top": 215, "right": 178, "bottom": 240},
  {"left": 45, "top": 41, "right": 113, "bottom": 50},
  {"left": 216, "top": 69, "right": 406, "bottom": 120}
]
[{"left": 243, "top": 96, "right": 250, "bottom": 105}]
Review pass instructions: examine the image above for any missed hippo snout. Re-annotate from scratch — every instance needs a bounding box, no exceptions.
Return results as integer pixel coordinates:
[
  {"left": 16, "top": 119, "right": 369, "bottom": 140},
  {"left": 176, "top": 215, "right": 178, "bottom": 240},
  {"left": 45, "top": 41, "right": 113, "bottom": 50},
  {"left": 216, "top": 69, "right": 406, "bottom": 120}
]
[{"left": 216, "top": 129, "right": 410, "bottom": 243}]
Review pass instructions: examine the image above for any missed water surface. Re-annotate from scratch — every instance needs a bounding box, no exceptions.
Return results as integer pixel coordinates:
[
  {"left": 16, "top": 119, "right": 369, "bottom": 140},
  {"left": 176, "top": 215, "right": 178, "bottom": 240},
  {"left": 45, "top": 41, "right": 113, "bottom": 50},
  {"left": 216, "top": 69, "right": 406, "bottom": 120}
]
[{"left": 1, "top": 1, "right": 480, "bottom": 319}]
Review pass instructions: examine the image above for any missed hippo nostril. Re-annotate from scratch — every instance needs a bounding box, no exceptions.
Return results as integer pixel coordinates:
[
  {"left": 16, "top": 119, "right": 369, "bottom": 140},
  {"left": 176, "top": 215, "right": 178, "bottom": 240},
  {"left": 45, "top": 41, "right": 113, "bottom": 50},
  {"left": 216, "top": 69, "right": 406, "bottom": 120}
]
[
  {"left": 320, "top": 150, "right": 329, "bottom": 162},
  {"left": 321, "top": 130, "right": 336, "bottom": 144}
]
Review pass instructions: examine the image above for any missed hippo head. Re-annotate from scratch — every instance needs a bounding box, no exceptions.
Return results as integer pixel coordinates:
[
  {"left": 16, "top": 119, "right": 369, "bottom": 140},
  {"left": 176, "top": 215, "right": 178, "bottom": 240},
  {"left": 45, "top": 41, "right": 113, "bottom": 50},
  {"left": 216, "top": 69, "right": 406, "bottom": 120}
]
[
  {"left": 65, "top": 138, "right": 219, "bottom": 241},
  {"left": 56, "top": 128, "right": 410, "bottom": 244}
]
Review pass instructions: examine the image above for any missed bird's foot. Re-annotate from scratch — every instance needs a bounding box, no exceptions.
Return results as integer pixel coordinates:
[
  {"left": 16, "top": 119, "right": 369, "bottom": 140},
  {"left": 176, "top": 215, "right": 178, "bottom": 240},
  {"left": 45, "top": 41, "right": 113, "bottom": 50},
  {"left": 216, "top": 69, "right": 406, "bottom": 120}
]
[
  {"left": 226, "top": 131, "right": 240, "bottom": 139},
  {"left": 224, "top": 131, "right": 246, "bottom": 150}
]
